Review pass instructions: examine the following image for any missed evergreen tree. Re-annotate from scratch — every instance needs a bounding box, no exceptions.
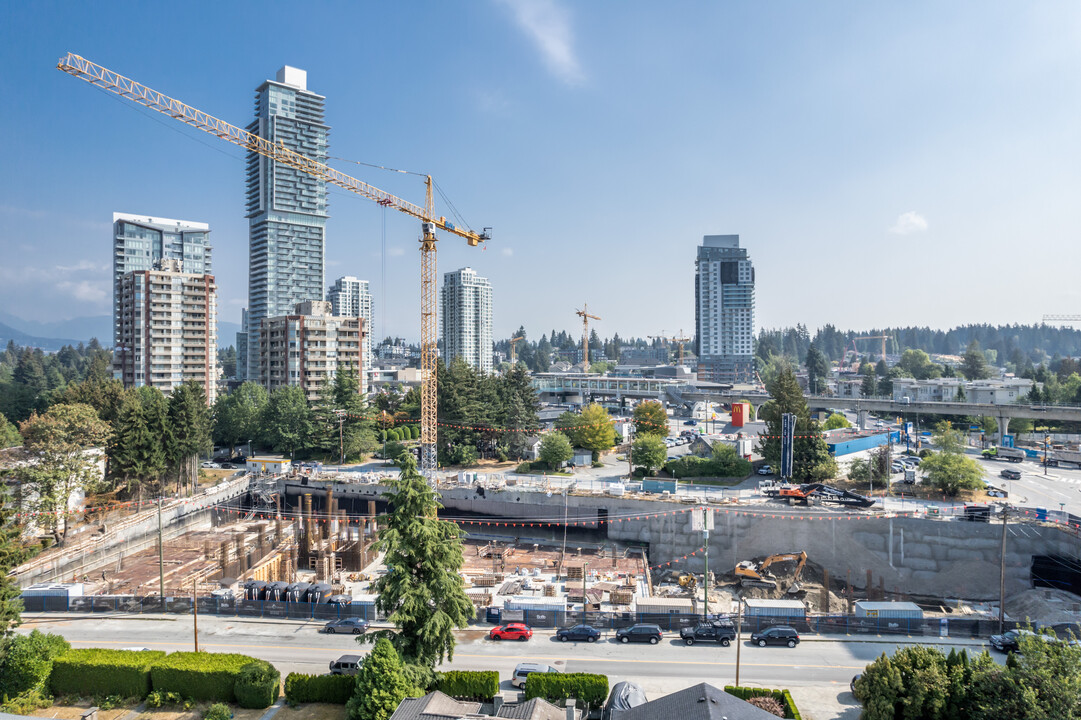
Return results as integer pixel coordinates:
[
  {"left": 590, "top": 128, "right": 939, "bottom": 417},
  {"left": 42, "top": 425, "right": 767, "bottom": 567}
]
[
  {"left": 756, "top": 362, "right": 836, "bottom": 481},
  {"left": 108, "top": 390, "right": 166, "bottom": 499},
  {"left": 0, "top": 483, "right": 29, "bottom": 634},
  {"left": 805, "top": 343, "right": 830, "bottom": 395},
  {"left": 166, "top": 382, "right": 212, "bottom": 494},
  {"left": 213, "top": 382, "right": 269, "bottom": 455},
  {"left": 346, "top": 637, "right": 417, "bottom": 720},
  {"left": 368, "top": 455, "right": 474, "bottom": 667},
  {"left": 0, "top": 412, "right": 21, "bottom": 448},
  {"left": 962, "top": 339, "right": 993, "bottom": 380}
]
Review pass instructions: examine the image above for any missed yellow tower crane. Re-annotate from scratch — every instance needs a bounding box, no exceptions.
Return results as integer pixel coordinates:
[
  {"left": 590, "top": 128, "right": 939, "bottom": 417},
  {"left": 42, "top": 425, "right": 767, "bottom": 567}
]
[
  {"left": 508, "top": 335, "right": 524, "bottom": 365},
  {"left": 575, "top": 305, "right": 601, "bottom": 370},
  {"left": 670, "top": 330, "right": 693, "bottom": 367},
  {"left": 851, "top": 335, "right": 891, "bottom": 366},
  {"left": 56, "top": 53, "right": 490, "bottom": 477}
]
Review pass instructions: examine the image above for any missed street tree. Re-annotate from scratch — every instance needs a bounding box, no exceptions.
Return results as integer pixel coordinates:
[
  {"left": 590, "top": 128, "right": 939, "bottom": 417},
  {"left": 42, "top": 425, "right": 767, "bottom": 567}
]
[
  {"left": 367, "top": 455, "right": 473, "bottom": 667},
  {"left": 898, "top": 349, "right": 942, "bottom": 380},
  {"left": 962, "top": 339, "right": 993, "bottom": 380},
  {"left": 632, "top": 400, "right": 668, "bottom": 437},
  {"left": 538, "top": 432, "right": 573, "bottom": 469},
  {"left": 260, "top": 386, "right": 314, "bottom": 459},
  {"left": 16, "top": 403, "right": 109, "bottom": 544},
  {"left": 631, "top": 436, "right": 667, "bottom": 475},
  {"left": 920, "top": 425, "right": 984, "bottom": 497},
  {"left": 577, "top": 403, "right": 615, "bottom": 461},
  {"left": 823, "top": 413, "right": 851, "bottom": 430},
  {"left": 213, "top": 382, "right": 268, "bottom": 455},
  {"left": 346, "top": 637, "right": 418, "bottom": 720}
]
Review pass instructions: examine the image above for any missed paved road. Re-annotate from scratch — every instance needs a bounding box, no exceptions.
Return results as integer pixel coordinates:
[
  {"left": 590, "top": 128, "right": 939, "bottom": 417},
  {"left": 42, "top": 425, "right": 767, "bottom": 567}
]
[{"left": 18, "top": 614, "right": 999, "bottom": 696}]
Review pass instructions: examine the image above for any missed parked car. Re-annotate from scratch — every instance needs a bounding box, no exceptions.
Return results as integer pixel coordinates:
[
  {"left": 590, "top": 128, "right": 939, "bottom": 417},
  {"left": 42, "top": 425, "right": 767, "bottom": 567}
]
[
  {"left": 750, "top": 625, "right": 800, "bottom": 648},
  {"left": 511, "top": 662, "right": 559, "bottom": 689},
  {"left": 615, "top": 624, "right": 663, "bottom": 644},
  {"left": 679, "top": 620, "right": 736, "bottom": 646},
  {"left": 329, "top": 654, "right": 362, "bottom": 675},
  {"left": 555, "top": 624, "right": 601, "bottom": 643},
  {"left": 684, "top": 419, "right": 698, "bottom": 426},
  {"left": 890, "top": 463, "right": 905, "bottom": 474},
  {"left": 489, "top": 623, "right": 533, "bottom": 641},
  {"left": 757, "top": 465, "right": 773, "bottom": 476},
  {"left": 323, "top": 617, "right": 370, "bottom": 634},
  {"left": 1000, "top": 468, "right": 1022, "bottom": 480},
  {"left": 200, "top": 461, "right": 221, "bottom": 469}
]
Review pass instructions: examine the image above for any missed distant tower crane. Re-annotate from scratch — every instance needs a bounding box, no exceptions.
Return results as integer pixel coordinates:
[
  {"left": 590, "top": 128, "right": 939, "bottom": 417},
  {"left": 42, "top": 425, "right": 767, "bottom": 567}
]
[
  {"left": 508, "top": 335, "right": 524, "bottom": 365},
  {"left": 56, "top": 53, "right": 491, "bottom": 477},
  {"left": 851, "top": 335, "right": 891, "bottom": 365},
  {"left": 575, "top": 305, "right": 601, "bottom": 370},
  {"left": 1043, "top": 315, "right": 1081, "bottom": 324},
  {"left": 649, "top": 331, "right": 692, "bottom": 366}
]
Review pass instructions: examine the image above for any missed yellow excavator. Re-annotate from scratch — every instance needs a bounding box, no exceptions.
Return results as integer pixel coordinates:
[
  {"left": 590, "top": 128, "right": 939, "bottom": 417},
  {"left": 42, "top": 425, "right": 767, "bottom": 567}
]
[{"left": 734, "top": 552, "right": 808, "bottom": 594}]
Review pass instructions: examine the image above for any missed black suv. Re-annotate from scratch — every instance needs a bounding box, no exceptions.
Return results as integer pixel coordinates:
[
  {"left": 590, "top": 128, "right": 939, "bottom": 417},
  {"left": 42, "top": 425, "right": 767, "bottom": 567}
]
[
  {"left": 615, "top": 623, "right": 663, "bottom": 644},
  {"left": 1000, "top": 468, "right": 1022, "bottom": 480},
  {"left": 680, "top": 620, "right": 736, "bottom": 646},
  {"left": 750, "top": 625, "right": 800, "bottom": 647}
]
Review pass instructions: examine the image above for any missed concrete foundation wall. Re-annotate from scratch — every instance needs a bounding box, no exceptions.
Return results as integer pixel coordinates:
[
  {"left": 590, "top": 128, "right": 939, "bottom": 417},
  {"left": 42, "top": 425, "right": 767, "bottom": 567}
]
[{"left": 300, "top": 478, "right": 1081, "bottom": 601}]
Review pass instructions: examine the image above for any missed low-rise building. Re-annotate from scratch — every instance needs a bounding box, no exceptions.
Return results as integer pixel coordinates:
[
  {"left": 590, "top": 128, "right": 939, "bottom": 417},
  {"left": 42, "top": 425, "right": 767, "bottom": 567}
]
[
  {"left": 891, "top": 377, "right": 1033, "bottom": 404},
  {"left": 259, "top": 300, "right": 364, "bottom": 403}
]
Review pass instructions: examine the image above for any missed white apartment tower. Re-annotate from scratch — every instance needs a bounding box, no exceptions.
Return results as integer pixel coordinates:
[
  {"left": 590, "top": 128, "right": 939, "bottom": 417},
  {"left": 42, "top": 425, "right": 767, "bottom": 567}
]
[
  {"left": 441, "top": 267, "right": 493, "bottom": 374},
  {"left": 114, "top": 258, "right": 218, "bottom": 404},
  {"left": 695, "top": 235, "right": 755, "bottom": 384},
  {"left": 327, "top": 276, "right": 373, "bottom": 388}
]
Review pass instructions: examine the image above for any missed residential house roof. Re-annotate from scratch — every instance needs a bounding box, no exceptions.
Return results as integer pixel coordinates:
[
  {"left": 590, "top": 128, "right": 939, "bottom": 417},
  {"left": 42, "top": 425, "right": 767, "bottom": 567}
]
[{"left": 616, "top": 683, "right": 781, "bottom": 720}]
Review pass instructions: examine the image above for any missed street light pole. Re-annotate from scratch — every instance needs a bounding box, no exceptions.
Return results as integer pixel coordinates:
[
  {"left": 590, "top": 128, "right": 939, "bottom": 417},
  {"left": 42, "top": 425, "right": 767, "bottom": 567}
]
[
  {"left": 157, "top": 496, "right": 165, "bottom": 600},
  {"left": 735, "top": 598, "right": 743, "bottom": 686},
  {"left": 192, "top": 576, "right": 199, "bottom": 652}
]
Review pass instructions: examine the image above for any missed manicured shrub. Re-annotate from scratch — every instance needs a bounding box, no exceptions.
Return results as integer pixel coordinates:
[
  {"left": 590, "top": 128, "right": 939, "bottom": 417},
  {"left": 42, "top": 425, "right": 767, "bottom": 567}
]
[
  {"left": 516, "top": 462, "right": 532, "bottom": 473},
  {"left": 283, "top": 673, "right": 355, "bottom": 704},
  {"left": 523, "top": 673, "right": 608, "bottom": 709},
  {"left": 150, "top": 652, "right": 262, "bottom": 702},
  {"left": 0, "top": 630, "right": 71, "bottom": 699},
  {"left": 234, "top": 660, "right": 280, "bottom": 709},
  {"left": 203, "top": 703, "right": 231, "bottom": 720},
  {"left": 50, "top": 648, "right": 166, "bottom": 698},
  {"left": 723, "top": 687, "right": 801, "bottom": 719},
  {"left": 438, "top": 671, "right": 499, "bottom": 701}
]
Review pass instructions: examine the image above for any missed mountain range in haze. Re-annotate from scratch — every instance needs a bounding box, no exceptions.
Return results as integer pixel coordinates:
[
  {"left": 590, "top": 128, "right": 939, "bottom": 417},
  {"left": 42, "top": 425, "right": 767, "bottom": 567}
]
[{"left": 0, "top": 312, "right": 240, "bottom": 351}]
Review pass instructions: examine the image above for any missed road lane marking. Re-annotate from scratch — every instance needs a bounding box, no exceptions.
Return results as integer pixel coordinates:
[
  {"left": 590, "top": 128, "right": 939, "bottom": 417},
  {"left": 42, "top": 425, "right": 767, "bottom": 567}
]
[{"left": 63, "top": 639, "right": 866, "bottom": 670}]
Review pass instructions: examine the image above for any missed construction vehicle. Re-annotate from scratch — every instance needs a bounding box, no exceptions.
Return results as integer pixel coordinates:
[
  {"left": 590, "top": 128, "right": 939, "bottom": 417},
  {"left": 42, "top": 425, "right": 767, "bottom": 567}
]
[
  {"left": 1047, "top": 449, "right": 1081, "bottom": 468},
  {"left": 735, "top": 552, "right": 808, "bottom": 593},
  {"left": 771, "top": 483, "right": 875, "bottom": 509},
  {"left": 981, "top": 446, "right": 1026, "bottom": 463},
  {"left": 56, "top": 53, "right": 490, "bottom": 478},
  {"left": 677, "top": 573, "right": 697, "bottom": 591},
  {"left": 576, "top": 306, "right": 601, "bottom": 369}
]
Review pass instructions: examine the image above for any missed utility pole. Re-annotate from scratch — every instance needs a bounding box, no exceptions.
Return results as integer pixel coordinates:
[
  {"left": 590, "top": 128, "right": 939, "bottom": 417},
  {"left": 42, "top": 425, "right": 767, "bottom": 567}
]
[
  {"left": 735, "top": 598, "right": 743, "bottom": 686},
  {"left": 703, "top": 522, "right": 710, "bottom": 619},
  {"left": 192, "top": 576, "right": 199, "bottom": 652},
  {"left": 157, "top": 496, "right": 165, "bottom": 600},
  {"left": 998, "top": 504, "right": 1008, "bottom": 634},
  {"left": 582, "top": 561, "right": 589, "bottom": 622}
]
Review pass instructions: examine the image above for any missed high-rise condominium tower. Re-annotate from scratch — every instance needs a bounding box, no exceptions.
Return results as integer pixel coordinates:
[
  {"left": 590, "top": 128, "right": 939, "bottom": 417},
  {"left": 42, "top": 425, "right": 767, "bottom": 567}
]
[
  {"left": 112, "top": 213, "right": 211, "bottom": 348},
  {"left": 327, "top": 275, "right": 373, "bottom": 387},
  {"left": 241, "top": 65, "right": 328, "bottom": 381},
  {"left": 695, "top": 235, "right": 755, "bottom": 384},
  {"left": 441, "top": 267, "right": 493, "bottom": 374}
]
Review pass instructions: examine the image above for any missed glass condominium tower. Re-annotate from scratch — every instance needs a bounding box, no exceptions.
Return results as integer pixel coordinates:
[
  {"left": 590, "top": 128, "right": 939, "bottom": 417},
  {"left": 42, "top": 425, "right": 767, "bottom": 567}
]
[
  {"left": 241, "top": 66, "right": 329, "bottom": 381},
  {"left": 695, "top": 234, "right": 755, "bottom": 384}
]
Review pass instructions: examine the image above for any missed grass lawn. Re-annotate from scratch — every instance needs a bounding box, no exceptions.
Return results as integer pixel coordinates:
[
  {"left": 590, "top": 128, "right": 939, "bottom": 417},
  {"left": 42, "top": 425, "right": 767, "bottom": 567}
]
[
  {"left": 274, "top": 704, "right": 347, "bottom": 720},
  {"left": 32, "top": 699, "right": 272, "bottom": 720}
]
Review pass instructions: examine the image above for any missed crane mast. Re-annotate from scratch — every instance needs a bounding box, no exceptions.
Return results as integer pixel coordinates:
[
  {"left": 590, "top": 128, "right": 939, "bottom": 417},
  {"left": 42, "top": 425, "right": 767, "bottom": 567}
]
[
  {"left": 575, "top": 305, "right": 601, "bottom": 370},
  {"left": 57, "top": 52, "right": 490, "bottom": 478}
]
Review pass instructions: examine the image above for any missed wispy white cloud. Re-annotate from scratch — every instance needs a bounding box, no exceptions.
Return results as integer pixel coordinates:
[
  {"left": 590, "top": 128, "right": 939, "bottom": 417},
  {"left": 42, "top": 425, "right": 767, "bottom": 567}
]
[
  {"left": 55, "top": 260, "right": 109, "bottom": 273},
  {"left": 501, "top": 247, "right": 514, "bottom": 257},
  {"left": 497, "top": 0, "right": 585, "bottom": 85},
  {"left": 889, "top": 211, "right": 928, "bottom": 235},
  {"left": 56, "top": 279, "right": 108, "bottom": 304},
  {"left": 388, "top": 247, "right": 406, "bottom": 257}
]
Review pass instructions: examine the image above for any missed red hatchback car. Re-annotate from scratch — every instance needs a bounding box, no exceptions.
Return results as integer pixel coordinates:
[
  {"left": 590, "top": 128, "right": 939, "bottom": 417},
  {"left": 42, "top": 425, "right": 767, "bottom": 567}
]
[{"left": 489, "top": 623, "right": 533, "bottom": 641}]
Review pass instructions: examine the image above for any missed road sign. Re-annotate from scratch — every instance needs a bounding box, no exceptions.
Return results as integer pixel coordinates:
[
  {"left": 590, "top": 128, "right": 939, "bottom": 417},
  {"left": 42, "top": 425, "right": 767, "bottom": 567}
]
[{"left": 780, "top": 412, "right": 796, "bottom": 480}]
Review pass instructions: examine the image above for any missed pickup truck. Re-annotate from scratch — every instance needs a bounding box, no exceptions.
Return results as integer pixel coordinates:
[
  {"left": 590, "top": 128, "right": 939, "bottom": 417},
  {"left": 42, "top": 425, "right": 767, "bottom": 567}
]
[{"left": 679, "top": 621, "right": 736, "bottom": 646}]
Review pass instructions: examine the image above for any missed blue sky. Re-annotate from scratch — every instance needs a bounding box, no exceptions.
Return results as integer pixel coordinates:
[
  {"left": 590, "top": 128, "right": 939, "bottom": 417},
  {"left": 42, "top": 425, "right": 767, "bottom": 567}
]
[{"left": 1, "top": 1, "right": 1079, "bottom": 345}]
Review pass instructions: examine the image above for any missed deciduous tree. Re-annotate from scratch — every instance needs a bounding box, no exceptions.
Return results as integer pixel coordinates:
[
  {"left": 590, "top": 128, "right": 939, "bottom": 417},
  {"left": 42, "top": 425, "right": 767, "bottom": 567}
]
[
  {"left": 538, "top": 432, "right": 573, "bottom": 469},
  {"left": 0, "top": 412, "right": 21, "bottom": 448},
  {"left": 631, "top": 436, "right": 666, "bottom": 475},
  {"left": 577, "top": 404, "right": 615, "bottom": 461},
  {"left": 260, "top": 386, "right": 314, "bottom": 459},
  {"left": 213, "top": 382, "right": 268, "bottom": 455},
  {"left": 632, "top": 400, "right": 668, "bottom": 437}
]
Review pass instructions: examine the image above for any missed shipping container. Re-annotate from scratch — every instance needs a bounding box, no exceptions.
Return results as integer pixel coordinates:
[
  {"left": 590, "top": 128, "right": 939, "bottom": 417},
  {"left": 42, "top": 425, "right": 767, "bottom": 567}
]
[
  {"left": 854, "top": 601, "right": 924, "bottom": 619},
  {"left": 634, "top": 597, "right": 695, "bottom": 615},
  {"left": 743, "top": 598, "right": 806, "bottom": 618}
]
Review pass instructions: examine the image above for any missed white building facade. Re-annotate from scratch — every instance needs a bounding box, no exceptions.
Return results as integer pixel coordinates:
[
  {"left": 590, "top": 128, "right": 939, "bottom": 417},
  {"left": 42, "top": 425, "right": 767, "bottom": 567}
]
[
  {"left": 441, "top": 267, "right": 493, "bottom": 374},
  {"left": 327, "top": 276, "right": 373, "bottom": 391}
]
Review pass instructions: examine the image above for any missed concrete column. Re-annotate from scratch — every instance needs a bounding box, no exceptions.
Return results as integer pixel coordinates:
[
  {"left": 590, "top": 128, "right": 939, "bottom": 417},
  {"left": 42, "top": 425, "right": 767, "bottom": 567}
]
[
  {"left": 857, "top": 410, "right": 869, "bottom": 431},
  {"left": 998, "top": 416, "right": 1011, "bottom": 445}
]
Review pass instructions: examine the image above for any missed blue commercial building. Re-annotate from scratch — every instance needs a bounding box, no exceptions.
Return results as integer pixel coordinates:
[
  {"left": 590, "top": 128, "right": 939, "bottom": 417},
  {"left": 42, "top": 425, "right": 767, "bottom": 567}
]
[
  {"left": 241, "top": 66, "right": 329, "bottom": 381},
  {"left": 826, "top": 430, "right": 901, "bottom": 456}
]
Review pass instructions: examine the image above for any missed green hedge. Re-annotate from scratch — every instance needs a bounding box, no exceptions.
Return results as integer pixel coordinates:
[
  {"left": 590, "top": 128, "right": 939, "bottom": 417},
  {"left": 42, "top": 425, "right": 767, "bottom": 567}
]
[
  {"left": 50, "top": 648, "right": 166, "bottom": 698},
  {"left": 524, "top": 673, "right": 608, "bottom": 708},
  {"left": 234, "top": 661, "right": 280, "bottom": 709},
  {"left": 438, "top": 671, "right": 499, "bottom": 701},
  {"left": 665, "top": 455, "right": 751, "bottom": 479},
  {"left": 283, "top": 673, "right": 355, "bottom": 704},
  {"left": 151, "top": 652, "right": 261, "bottom": 702},
  {"left": 724, "top": 686, "right": 801, "bottom": 720}
]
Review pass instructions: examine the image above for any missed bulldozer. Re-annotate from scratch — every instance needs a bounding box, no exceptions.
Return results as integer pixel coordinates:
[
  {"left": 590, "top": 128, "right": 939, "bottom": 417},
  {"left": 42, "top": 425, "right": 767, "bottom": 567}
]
[
  {"left": 734, "top": 551, "right": 808, "bottom": 594},
  {"left": 678, "top": 573, "right": 697, "bottom": 592}
]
